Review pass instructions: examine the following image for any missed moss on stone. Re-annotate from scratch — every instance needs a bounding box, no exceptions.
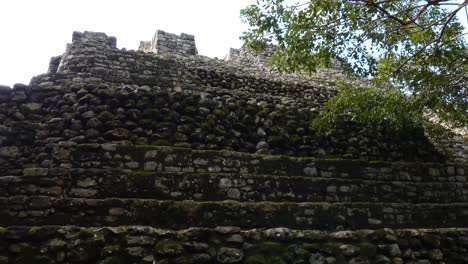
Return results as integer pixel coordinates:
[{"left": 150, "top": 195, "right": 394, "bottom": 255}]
[
  {"left": 100, "top": 256, "right": 125, "bottom": 264},
  {"left": 368, "top": 160, "right": 390, "bottom": 166},
  {"left": 212, "top": 109, "right": 227, "bottom": 118},
  {"left": 289, "top": 134, "right": 302, "bottom": 144},
  {"left": 245, "top": 254, "right": 269, "bottom": 264},
  {"left": 31, "top": 122, "right": 46, "bottom": 129},
  {"left": 322, "top": 242, "right": 340, "bottom": 254},
  {"left": 152, "top": 139, "right": 171, "bottom": 146},
  {"left": 129, "top": 171, "right": 154, "bottom": 177},
  {"left": 176, "top": 229, "right": 186, "bottom": 239},
  {"left": 28, "top": 227, "right": 40, "bottom": 235},
  {"left": 154, "top": 239, "right": 184, "bottom": 255},
  {"left": 359, "top": 242, "right": 377, "bottom": 257},
  {"left": 256, "top": 241, "right": 285, "bottom": 254},
  {"left": 302, "top": 243, "right": 321, "bottom": 251},
  {"left": 421, "top": 234, "right": 441, "bottom": 247},
  {"left": 15, "top": 255, "right": 50, "bottom": 264}
]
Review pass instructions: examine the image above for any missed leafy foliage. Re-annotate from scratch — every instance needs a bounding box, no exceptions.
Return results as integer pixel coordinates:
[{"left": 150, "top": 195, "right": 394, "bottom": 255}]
[
  {"left": 311, "top": 83, "right": 424, "bottom": 134},
  {"left": 241, "top": 0, "right": 468, "bottom": 126}
]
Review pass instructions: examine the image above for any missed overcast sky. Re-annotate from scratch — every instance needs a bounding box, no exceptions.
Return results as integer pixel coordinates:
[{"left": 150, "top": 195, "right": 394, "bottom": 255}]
[
  {"left": 1, "top": 1, "right": 466, "bottom": 87},
  {"left": 0, "top": 0, "right": 255, "bottom": 86}
]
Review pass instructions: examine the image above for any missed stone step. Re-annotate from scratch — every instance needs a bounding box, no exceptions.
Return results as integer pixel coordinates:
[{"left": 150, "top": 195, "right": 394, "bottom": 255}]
[
  {"left": 1, "top": 225, "right": 467, "bottom": 264},
  {"left": 2, "top": 196, "right": 468, "bottom": 230},
  {"left": 68, "top": 144, "right": 467, "bottom": 183},
  {"left": 4, "top": 170, "right": 468, "bottom": 204},
  {"left": 0, "top": 175, "right": 65, "bottom": 197},
  {"left": 111, "top": 171, "right": 468, "bottom": 203}
]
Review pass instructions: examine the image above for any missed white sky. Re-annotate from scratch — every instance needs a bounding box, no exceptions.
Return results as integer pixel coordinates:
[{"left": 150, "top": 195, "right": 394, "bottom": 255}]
[
  {"left": 0, "top": 0, "right": 255, "bottom": 86},
  {"left": 1, "top": 1, "right": 466, "bottom": 87}
]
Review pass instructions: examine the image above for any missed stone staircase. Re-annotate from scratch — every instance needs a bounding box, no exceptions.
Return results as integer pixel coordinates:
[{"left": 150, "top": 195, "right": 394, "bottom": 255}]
[
  {"left": 1, "top": 30, "right": 468, "bottom": 263},
  {"left": 2, "top": 145, "right": 468, "bottom": 263}
]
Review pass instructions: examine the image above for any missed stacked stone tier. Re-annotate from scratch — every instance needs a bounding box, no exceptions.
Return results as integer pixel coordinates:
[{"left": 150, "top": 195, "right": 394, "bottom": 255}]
[
  {"left": 2, "top": 226, "right": 468, "bottom": 264},
  {"left": 1, "top": 145, "right": 467, "bottom": 232},
  {"left": 3, "top": 196, "right": 468, "bottom": 230},
  {"left": 1, "top": 30, "right": 468, "bottom": 263},
  {"left": 3, "top": 170, "right": 468, "bottom": 203}
]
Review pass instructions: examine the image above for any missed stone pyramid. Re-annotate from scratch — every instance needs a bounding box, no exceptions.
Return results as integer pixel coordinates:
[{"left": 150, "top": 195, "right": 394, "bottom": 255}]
[{"left": 0, "top": 30, "right": 467, "bottom": 263}]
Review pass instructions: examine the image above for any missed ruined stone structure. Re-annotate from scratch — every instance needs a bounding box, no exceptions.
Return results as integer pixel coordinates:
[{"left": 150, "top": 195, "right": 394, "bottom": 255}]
[{"left": 0, "top": 30, "right": 467, "bottom": 263}]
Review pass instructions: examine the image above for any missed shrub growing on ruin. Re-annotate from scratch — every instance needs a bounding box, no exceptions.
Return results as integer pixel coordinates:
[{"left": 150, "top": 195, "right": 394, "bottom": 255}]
[{"left": 311, "top": 82, "right": 424, "bottom": 134}]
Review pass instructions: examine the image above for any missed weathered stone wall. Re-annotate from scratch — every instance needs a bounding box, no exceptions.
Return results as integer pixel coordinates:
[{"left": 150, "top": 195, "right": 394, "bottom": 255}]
[
  {"left": 1, "top": 139, "right": 466, "bottom": 240},
  {"left": 56, "top": 31, "right": 336, "bottom": 106},
  {"left": 3, "top": 195, "right": 468, "bottom": 229},
  {"left": 2, "top": 145, "right": 467, "bottom": 203},
  {"left": 225, "top": 46, "right": 373, "bottom": 88},
  {"left": 0, "top": 83, "right": 50, "bottom": 175},
  {"left": 0, "top": 30, "right": 440, "bottom": 163},
  {"left": 1, "top": 29, "right": 468, "bottom": 264},
  {"left": 0, "top": 30, "right": 465, "bottom": 169},
  {"left": 5, "top": 167, "right": 468, "bottom": 203},
  {"left": 2, "top": 145, "right": 467, "bottom": 231},
  {"left": 1, "top": 226, "right": 468, "bottom": 264},
  {"left": 65, "top": 145, "right": 465, "bottom": 182},
  {"left": 0, "top": 76, "right": 444, "bottom": 179},
  {"left": 435, "top": 137, "right": 468, "bottom": 164},
  {"left": 139, "top": 30, "right": 198, "bottom": 57}
]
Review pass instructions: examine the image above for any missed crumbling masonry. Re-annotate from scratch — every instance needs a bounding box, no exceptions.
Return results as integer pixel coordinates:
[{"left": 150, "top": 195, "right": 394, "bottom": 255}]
[{"left": 0, "top": 30, "right": 468, "bottom": 263}]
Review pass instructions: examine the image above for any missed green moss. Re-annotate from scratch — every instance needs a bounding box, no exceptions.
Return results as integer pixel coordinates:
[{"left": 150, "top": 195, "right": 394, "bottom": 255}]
[
  {"left": 183, "top": 106, "right": 198, "bottom": 115},
  {"left": 302, "top": 243, "right": 321, "bottom": 251},
  {"left": 269, "top": 256, "right": 287, "bottom": 264},
  {"left": 120, "top": 145, "right": 187, "bottom": 152},
  {"left": 129, "top": 171, "right": 154, "bottom": 177},
  {"left": 373, "top": 229, "right": 388, "bottom": 240},
  {"left": 100, "top": 256, "right": 125, "bottom": 264},
  {"left": 31, "top": 122, "right": 46, "bottom": 129},
  {"left": 28, "top": 227, "right": 40, "bottom": 235},
  {"left": 289, "top": 134, "right": 302, "bottom": 144},
  {"left": 172, "top": 255, "right": 192, "bottom": 264},
  {"left": 257, "top": 241, "right": 285, "bottom": 254},
  {"left": 152, "top": 139, "right": 171, "bottom": 146},
  {"left": 140, "top": 105, "right": 157, "bottom": 117},
  {"left": 164, "top": 111, "right": 178, "bottom": 122},
  {"left": 359, "top": 242, "right": 377, "bottom": 257},
  {"left": 245, "top": 255, "right": 269, "bottom": 264},
  {"left": 212, "top": 109, "right": 227, "bottom": 118},
  {"left": 322, "top": 155, "right": 342, "bottom": 160},
  {"left": 322, "top": 242, "right": 340, "bottom": 254},
  {"left": 397, "top": 238, "right": 409, "bottom": 248},
  {"left": 257, "top": 110, "right": 270, "bottom": 118},
  {"left": 77, "top": 143, "right": 102, "bottom": 151},
  {"left": 205, "top": 134, "right": 217, "bottom": 143},
  {"left": 136, "top": 96, "right": 152, "bottom": 107},
  {"left": 154, "top": 239, "right": 184, "bottom": 255},
  {"left": 176, "top": 229, "right": 186, "bottom": 239},
  {"left": 268, "top": 136, "right": 283, "bottom": 144},
  {"left": 368, "top": 160, "right": 390, "bottom": 166},
  {"left": 157, "top": 122, "right": 176, "bottom": 129},
  {"left": 422, "top": 234, "right": 441, "bottom": 247},
  {"left": 125, "top": 99, "right": 136, "bottom": 107},
  {"left": 89, "top": 228, "right": 109, "bottom": 241},
  {"left": 246, "top": 105, "right": 258, "bottom": 115},
  {"left": 15, "top": 255, "right": 50, "bottom": 264},
  {"left": 292, "top": 156, "right": 314, "bottom": 162}
]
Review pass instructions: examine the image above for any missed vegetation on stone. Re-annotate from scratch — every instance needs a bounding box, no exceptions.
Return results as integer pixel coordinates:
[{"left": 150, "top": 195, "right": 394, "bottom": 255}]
[
  {"left": 241, "top": 0, "right": 467, "bottom": 127},
  {"left": 312, "top": 82, "right": 424, "bottom": 134},
  {"left": 1, "top": 29, "right": 467, "bottom": 263}
]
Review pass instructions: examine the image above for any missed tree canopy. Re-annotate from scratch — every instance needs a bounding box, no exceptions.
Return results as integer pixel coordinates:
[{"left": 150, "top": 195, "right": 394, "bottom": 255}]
[{"left": 241, "top": 0, "right": 468, "bottom": 127}]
